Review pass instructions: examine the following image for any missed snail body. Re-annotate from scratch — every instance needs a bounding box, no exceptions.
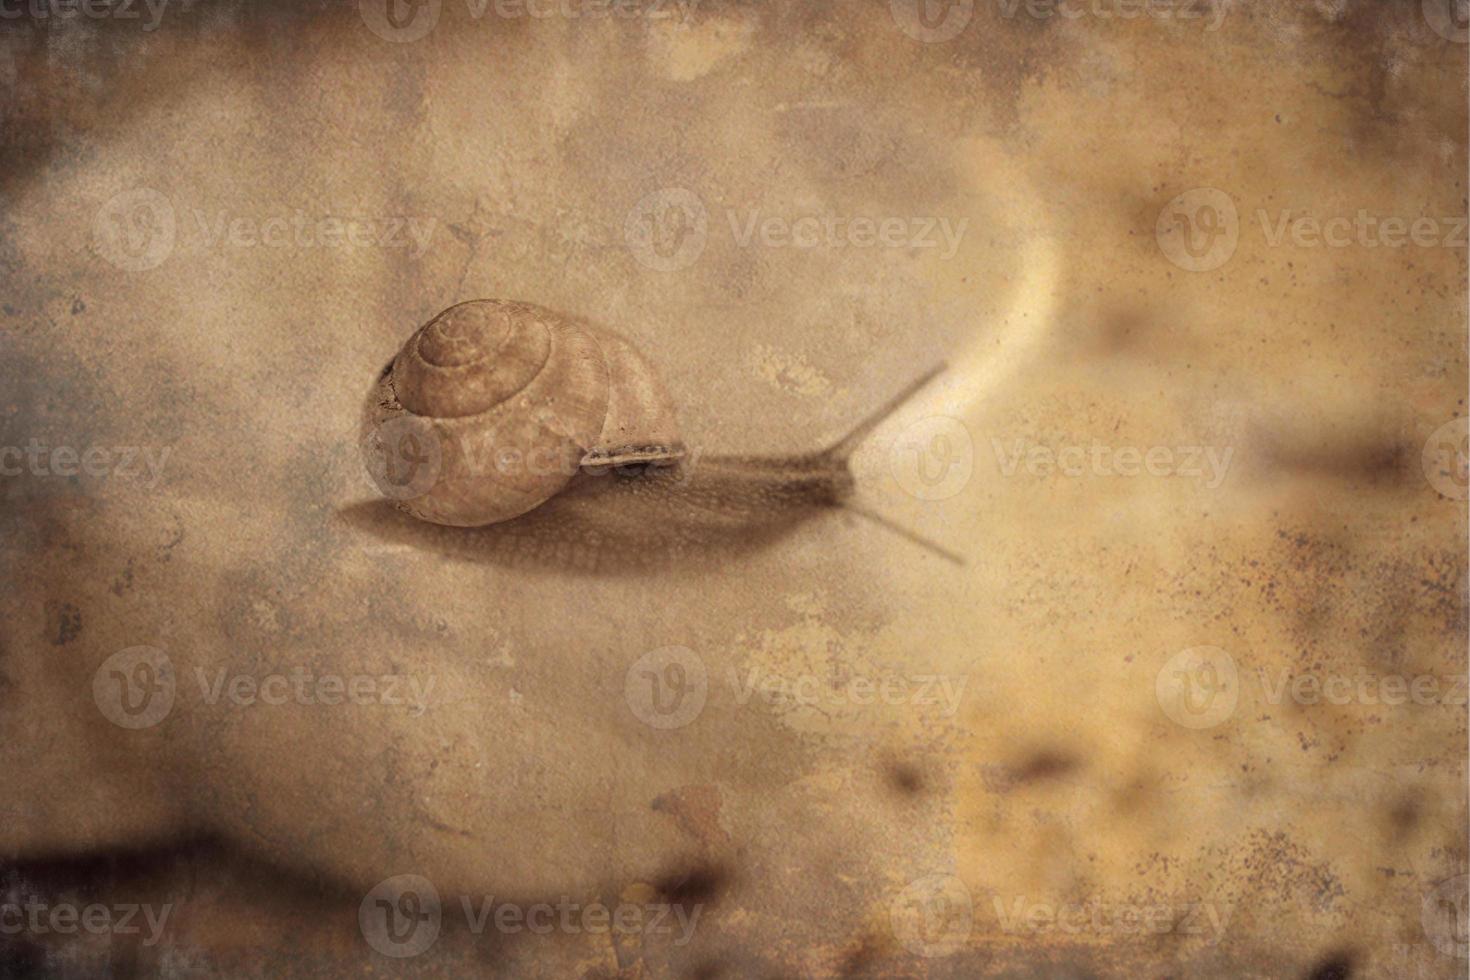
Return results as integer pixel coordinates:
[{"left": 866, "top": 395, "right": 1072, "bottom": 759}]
[
  {"left": 362, "top": 299, "right": 953, "bottom": 562},
  {"left": 363, "top": 299, "right": 686, "bottom": 527}
]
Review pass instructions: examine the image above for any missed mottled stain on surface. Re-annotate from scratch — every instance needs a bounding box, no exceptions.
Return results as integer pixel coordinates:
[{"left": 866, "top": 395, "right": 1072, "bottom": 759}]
[
  {"left": 43, "top": 600, "right": 81, "bottom": 646},
  {"left": 1305, "top": 949, "right": 1357, "bottom": 980},
  {"left": 652, "top": 784, "right": 733, "bottom": 849}
]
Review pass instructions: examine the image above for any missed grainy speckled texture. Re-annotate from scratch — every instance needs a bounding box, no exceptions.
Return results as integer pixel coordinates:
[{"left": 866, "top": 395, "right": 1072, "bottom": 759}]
[{"left": 1, "top": 1, "right": 1466, "bottom": 977}]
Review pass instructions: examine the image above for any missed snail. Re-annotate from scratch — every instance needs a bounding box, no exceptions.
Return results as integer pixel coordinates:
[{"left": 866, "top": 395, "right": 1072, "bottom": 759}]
[
  {"left": 359, "top": 299, "right": 958, "bottom": 568},
  {"left": 362, "top": 298, "right": 686, "bottom": 527}
]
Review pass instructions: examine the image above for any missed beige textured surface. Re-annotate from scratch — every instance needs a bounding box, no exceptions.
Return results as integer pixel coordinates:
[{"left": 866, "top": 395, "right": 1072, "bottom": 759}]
[{"left": 1, "top": 1, "right": 1466, "bottom": 976}]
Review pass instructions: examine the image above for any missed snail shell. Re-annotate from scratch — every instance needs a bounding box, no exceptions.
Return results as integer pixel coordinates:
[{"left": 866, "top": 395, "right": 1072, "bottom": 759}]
[{"left": 363, "top": 299, "right": 685, "bottom": 527}]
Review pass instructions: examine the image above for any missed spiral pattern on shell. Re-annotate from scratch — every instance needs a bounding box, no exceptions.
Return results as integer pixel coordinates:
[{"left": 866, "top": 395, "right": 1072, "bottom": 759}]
[{"left": 362, "top": 299, "right": 685, "bottom": 527}]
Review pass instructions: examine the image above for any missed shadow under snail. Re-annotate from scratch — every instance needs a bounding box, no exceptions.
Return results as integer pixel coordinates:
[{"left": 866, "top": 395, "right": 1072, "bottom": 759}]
[{"left": 359, "top": 299, "right": 958, "bottom": 568}]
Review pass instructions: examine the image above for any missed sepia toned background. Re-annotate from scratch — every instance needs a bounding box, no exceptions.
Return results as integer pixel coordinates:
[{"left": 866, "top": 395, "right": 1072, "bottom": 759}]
[{"left": 1, "top": 0, "right": 1466, "bottom": 976}]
